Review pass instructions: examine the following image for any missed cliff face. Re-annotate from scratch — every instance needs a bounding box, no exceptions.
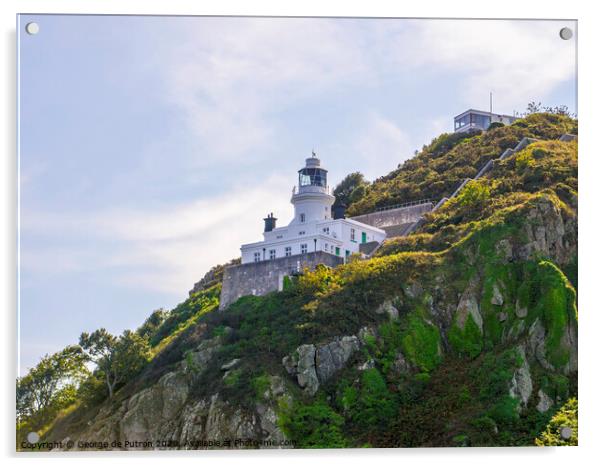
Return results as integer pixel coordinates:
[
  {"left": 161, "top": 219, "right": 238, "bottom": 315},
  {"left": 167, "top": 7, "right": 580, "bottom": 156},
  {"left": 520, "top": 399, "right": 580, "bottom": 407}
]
[
  {"left": 43, "top": 114, "right": 578, "bottom": 449},
  {"left": 61, "top": 332, "right": 290, "bottom": 450},
  {"left": 48, "top": 191, "right": 577, "bottom": 449}
]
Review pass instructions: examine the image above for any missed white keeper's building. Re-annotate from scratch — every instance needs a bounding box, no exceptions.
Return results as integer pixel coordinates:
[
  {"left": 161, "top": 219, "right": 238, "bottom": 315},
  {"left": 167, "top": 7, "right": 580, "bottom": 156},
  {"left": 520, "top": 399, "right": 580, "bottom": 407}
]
[{"left": 240, "top": 154, "right": 386, "bottom": 264}]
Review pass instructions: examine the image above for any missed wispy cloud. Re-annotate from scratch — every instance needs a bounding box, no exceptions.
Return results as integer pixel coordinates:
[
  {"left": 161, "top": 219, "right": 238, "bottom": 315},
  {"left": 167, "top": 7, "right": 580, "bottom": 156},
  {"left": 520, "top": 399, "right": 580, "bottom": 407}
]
[
  {"left": 388, "top": 19, "right": 576, "bottom": 111},
  {"left": 335, "top": 113, "right": 414, "bottom": 181},
  {"left": 21, "top": 175, "right": 292, "bottom": 294},
  {"left": 159, "top": 19, "right": 372, "bottom": 162}
]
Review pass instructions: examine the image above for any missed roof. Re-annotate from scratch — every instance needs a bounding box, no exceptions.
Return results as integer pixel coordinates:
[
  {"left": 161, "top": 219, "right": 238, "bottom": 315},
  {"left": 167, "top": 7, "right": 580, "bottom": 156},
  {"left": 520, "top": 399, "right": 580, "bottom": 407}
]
[{"left": 453, "top": 108, "right": 516, "bottom": 120}]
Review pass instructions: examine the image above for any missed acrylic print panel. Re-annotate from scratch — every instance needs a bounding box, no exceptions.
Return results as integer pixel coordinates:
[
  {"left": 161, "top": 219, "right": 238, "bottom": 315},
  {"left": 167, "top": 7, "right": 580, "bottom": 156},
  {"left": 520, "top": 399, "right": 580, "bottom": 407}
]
[{"left": 17, "top": 14, "right": 578, "bottom": 451}]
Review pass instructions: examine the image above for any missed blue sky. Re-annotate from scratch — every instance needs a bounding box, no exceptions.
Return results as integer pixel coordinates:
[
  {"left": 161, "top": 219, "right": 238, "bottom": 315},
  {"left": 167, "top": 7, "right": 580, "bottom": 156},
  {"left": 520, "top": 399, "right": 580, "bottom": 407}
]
[{"left": 18, "top": 15, "right": 576, "bottom": 373}]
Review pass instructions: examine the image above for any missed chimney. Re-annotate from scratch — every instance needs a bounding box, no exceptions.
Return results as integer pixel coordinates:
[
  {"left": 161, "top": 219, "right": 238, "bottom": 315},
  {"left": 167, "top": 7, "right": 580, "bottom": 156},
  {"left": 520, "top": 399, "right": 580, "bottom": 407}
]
[{"left": 263, "top": 212, "right": 277, "bottom": 232}]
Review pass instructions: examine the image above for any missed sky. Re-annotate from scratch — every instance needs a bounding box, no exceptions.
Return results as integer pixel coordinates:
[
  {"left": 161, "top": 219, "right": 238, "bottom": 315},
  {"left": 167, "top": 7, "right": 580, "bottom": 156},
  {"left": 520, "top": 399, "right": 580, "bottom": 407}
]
[{"left": 17, "top": 15, "right": 577, "bottom": 374}]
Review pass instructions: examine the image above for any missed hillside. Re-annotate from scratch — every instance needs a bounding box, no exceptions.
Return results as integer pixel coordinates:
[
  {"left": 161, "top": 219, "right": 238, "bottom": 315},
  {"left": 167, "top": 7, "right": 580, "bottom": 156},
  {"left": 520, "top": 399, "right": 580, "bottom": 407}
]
[{"left": 19, "top": 113, "right": 578, "bottom": 450}]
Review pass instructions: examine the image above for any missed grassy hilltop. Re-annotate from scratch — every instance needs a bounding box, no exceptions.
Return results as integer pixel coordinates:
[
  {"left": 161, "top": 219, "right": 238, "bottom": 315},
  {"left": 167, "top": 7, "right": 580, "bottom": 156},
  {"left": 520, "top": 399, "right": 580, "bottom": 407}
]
[{"left": 18, "top": 112, "right": 578, "bottom": 449}]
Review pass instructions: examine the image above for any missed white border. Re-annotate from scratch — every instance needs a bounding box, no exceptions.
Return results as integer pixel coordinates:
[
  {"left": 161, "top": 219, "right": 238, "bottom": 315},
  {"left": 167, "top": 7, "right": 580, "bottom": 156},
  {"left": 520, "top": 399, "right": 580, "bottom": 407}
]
[{"left": 2, "top": 1, "right": 601, "bottom": 465}]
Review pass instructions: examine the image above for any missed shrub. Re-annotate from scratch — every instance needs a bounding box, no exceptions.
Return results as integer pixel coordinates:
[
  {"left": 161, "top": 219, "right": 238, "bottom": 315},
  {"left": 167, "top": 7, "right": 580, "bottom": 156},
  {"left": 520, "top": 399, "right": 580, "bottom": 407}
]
[
  {"left": 401, "top": 315, "right": 441, "bottom": 372},
  {"left": 251, "top": 374, "right": 271, "bottom": 399},
  {"left": 535, "top": 398, "right": 577, "bottom": 446},
  {"left": 488, "top": 395, "right": 520, "bottom": 424},
  {"left": 448, "top": 314, "right": 483, "bottom": 359},
  {"left": 346, "top": 369, "right": 398, "bottom": 435},
  {"left": 280, "top": 399, "right": 347, "bottom": 448},
  {"left": 456, "top": 180, "right": 491, "bottom": 208}
]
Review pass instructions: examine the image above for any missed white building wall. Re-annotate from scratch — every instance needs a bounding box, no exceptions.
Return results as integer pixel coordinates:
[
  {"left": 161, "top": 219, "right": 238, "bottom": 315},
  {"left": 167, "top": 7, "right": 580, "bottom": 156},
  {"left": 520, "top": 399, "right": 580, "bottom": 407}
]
[{"left": 241, "top": 218, "right": 386, "bottom": 264}]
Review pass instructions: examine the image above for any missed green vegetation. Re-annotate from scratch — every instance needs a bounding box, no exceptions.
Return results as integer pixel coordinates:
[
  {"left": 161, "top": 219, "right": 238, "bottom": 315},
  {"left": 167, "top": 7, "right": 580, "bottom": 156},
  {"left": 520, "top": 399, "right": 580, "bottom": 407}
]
[
  {"left": 536, "top": 261, "right": 576, "bottom": 368},
  {"left": 333, "top": 171, "right": 369, "bottom": 208},
  {"left": 343, "top": 113, "right": 577, "bottom": 217},
  {"left": 400, "top": 315, "right": 441, "bottom": 372},
  {"left": 17, "top": 346, "right": 88, "bottom": 445},
  {"left": 280, "top": 398, "right": 347, "bottom": 448},
  {"left": 349, "top": 369, "right": 398, "bottom": 432},
  {"left": 25, "top": 111, "right": 578, "bottom": 449},
  {"left": 448, "top": 314, "right": 483, "bottom": 359},
  {"left": 536, "top": 398, "right": 578, "bottom": 446},
  {"left": 79, "top": 328, "right": 151, "bottom": 399}
]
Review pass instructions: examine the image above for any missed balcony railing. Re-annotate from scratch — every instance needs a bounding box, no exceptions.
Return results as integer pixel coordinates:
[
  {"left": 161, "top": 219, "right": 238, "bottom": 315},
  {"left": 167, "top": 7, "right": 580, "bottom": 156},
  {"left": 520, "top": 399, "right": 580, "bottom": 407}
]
[{"left": 291, "top": 185, "right": 331, "bottom": 195}]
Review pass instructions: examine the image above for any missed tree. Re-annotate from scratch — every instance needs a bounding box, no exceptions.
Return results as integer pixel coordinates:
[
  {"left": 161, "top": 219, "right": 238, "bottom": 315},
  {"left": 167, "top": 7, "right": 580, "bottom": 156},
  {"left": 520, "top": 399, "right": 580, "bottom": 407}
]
[
  {"left": 79, "top": 329, "right": 151, "bottom": 399},
  {"left": 136, "top": 308, "right": 168, "bottom": 340},
  {"left": 17, "top": 345, "right": 88, "bottom": 425},
  {"left": 522, "top": 102, "right": 575, "bottom": 118},
  {"left": 543, "top": 105, "right": 576, "bottom": 118},
  {"left": 333, "top": 172, "right": 369, "bottom": 207},
  {"left": 524, "top": 101, "right": 542, "bottom": 115}
]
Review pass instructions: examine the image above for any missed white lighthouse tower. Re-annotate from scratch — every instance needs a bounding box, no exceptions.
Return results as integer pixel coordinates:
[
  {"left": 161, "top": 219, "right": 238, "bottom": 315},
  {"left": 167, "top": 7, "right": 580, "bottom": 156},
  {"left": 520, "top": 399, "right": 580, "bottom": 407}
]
[{"left": 289, "top": 153, "right": 335, "bottom": 226}]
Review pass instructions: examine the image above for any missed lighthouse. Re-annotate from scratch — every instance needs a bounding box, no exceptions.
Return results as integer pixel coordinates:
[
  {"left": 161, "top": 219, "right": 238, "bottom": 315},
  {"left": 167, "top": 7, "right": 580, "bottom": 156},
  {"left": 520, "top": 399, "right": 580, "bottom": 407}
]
[
  {"left": 239, "top": 152, "right": 386, "bottom": 265},
  {"left": 290, "top": 153, "right": 335, "bottom": 225}
]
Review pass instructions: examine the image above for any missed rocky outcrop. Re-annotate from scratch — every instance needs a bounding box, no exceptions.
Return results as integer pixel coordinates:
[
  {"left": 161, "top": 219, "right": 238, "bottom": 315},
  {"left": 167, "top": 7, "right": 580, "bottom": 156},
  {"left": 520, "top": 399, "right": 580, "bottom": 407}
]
[
  {"left": 121, "top": 371, "right": 190, "bottom": 444},
  {"left": 515, "top": 300, "right": 528, "bottom": 319},
  {"left": 53, "top": 328, "right": 291, "bottom": 450},
  {"left": 283, "top": 336, "right": 360, "bottom": 395},
  {"left": 516, "top": 196, "right": 576, "bottom": 265},
  {"left": 536, "top": 389, "right": 554, "bottom": 413},
  {"left": 527, "top": 317, "right": 578, "bottom": 375},
  {"left": 490, "top": 282, "right": 504, "bottom": 306},
  {"left": 455, "top": 276, "right": 483, "bottom": 333},
  {"left": 509, "top": 346, "right": 533, "bottom": 409},
  {"left": 181, "top": 331, "right": 230, "bottom": 374},
  {"left": 375, "top": 300, "right": 400, "bottom": 320},
  {"left": 283, "top": 344, "right": 319, "bottom": 395}
]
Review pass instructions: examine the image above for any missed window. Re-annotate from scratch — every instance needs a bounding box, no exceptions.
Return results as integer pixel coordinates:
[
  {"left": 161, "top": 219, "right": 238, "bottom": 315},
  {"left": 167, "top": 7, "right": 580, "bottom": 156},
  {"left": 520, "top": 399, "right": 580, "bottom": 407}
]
[
  {"left": 269, "top": 249, "right": 276, "bottom": 260},
  {"left": 335, "top": 247, "right": 340, "bottom": 256},
  {"left": 473, "top": 114, "right": 491, "bottom": 129},
  {"left": 298, "top": 168, "right": 327, "bottom": 187},
  {"left": 285, "top": 246, "right": 292, "bottom": 257},
  {"left": 298, "top": 230, "right": 305, "bottom": 236},
  {"left": 300, "top": 213, "right": 305, "bottom": 223},
  {"left": 324, "top": 243, "right": 328, "bottom": 251},
  {"left": 330, "top": 245, "right": 334, "bottom": 253},
  {"left": 361, "top": 232, "right": 367, "bottom": 243},
  {"left": 350, "top": 228, "right": 356, "bottom": 241},
  {"left": 301, "top": 243, "right": 308, "bottom": 254},
  {"left": 323, "top": 227, "right": 329, "bottom": 234},
  {"left": 253, "top": 252, "right": 261, "bottom": 262},
  {"left": 345, "top": 250, "right": 350, "bottom": 257}
]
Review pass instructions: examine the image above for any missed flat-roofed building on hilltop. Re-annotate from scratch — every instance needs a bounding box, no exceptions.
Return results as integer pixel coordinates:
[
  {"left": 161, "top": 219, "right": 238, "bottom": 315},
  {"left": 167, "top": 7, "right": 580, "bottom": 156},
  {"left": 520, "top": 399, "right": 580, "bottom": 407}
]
[{"left": 454, "top": 108, "right": 517, "bottom": 133}]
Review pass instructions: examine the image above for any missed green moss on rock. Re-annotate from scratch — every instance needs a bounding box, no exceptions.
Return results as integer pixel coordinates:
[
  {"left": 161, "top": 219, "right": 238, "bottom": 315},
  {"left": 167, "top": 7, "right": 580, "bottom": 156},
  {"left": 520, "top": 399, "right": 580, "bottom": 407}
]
[
  {"left": 535, "top": 261, "right": 577, "bottom": 368},
  {"left": 449, "top": 313, "right": 483, "bottom": 359},
  {"left": 401, "top": 315, "right": 441, "bottom": 372}
]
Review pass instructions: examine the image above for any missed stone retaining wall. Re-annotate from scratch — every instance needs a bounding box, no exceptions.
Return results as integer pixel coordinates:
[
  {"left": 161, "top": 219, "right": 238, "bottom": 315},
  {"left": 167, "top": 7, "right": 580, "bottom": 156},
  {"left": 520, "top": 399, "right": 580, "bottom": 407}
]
[
  {"left": 219, "top": 251, "right": 344, "bottom": 310},
  {"left": 349, "top": 202, "right": 433, "bottom": 230}
]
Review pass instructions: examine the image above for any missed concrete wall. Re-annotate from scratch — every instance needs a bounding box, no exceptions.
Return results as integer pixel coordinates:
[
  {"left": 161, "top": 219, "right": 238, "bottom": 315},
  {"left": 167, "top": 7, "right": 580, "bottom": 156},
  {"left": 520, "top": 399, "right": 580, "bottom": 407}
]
[
  {"left": 219, "top": 251, "right": 344, "bottom": 310},
  {"left": 349, "top": 202, "right": 433, "bottom": 230}
]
